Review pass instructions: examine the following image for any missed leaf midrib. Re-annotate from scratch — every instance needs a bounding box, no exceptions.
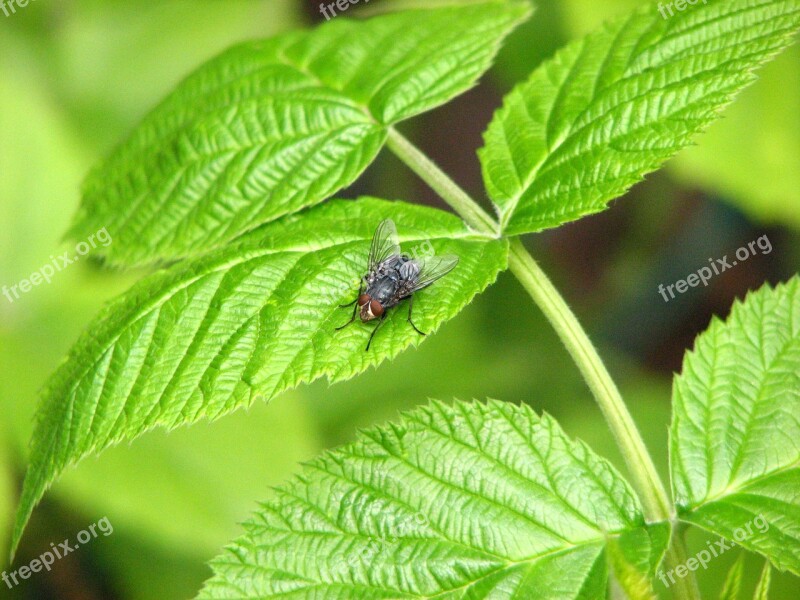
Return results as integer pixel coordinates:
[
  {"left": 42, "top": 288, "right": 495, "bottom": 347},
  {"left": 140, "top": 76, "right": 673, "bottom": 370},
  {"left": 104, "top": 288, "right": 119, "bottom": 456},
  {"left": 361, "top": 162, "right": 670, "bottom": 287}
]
[
  {"left": 681, "top": 308, "right": 800, "bottom": 507},
  {"left": 496, "top": 0, "right": 800, "bottom": 231},
  {"left": 682, "top": 444, "right": 800, "bottom": 515},
  {"left": 46, "top": 229, "right": 484, "bottom": 410},
  {"left": 213, "top": 525, "right": 620, "bottom": 600}
]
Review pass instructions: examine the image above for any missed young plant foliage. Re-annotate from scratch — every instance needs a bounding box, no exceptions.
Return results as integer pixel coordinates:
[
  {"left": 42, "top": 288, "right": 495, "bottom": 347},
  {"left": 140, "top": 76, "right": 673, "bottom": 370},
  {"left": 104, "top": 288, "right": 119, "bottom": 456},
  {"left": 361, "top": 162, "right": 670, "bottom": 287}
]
[
  {"left": 198, "top": 400, "right": 669, "bottom": 600},
  {"left": 719, "top": 554, "right": 746, "bottom": 600},
  {"left": 10, "top": 199, "right": 507, "bottom": 555},
  {"left": 480, "top": 0, "right": 800, "bottom": 235},
  {"left": 671, "top": 278, "right": 800, "bottom": 574},
  {"left": 10, "top": 0, "right": 800, "bottom": 595},
  {"left": 754, "top": 561, "right": 772, "bottom": 600},
  {"left": 68, "top": 2, "right": 529, "bottom": 266}
]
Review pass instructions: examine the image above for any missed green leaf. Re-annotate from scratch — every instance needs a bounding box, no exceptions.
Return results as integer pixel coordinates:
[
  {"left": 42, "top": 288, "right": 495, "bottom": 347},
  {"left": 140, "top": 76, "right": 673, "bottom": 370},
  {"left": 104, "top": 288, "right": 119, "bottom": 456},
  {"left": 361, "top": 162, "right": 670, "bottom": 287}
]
[
  {"left": 11, "top": 198, "right": 507, "bottom": 557},
  {"left": 51, "top": 0, "right": 299, "bottom": 134},
  {"left": 198, "top": 399, "right": 668, "bottom": 599},
  {"left": 55, "top": 395, "right": 322, "bottom": 556},
  {"left": 671, "top": 278, "right": 800, "bottom": 574},
  {"left": 606, "top": 525, "right": 668, "bottom": 600},
  {"left": 719, "top": 554, "right": 745, "bottom": 600},
  {"left": 479, "top": 0, "right": 800, "bottom": 235},
  {"left": 69, "top": 1, "right": 529, "bottom": 266},
  {"left": 671, "top": 44, "right": 800, "bottom": 230},
  {"left": 754, "top": 560, "right": 772, "bottom": 600}
]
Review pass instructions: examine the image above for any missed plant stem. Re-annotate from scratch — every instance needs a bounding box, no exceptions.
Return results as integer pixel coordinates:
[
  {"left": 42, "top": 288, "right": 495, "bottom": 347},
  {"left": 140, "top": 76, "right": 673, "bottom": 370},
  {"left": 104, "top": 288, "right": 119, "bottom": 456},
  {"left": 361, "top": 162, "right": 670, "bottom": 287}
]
[
  {"left": 386, "top": 127, "right": 669, "bottom": 516},
  {"left": 506, "top": 240, "right": 672, "bottom": 519},
  {"left": 385, "top": 129, "right": 497, "bottom": 237},
  {"left": 510, "top": 240, "right": 700, "bottom": 600},
  {"left": 663, "top": 526, "right": 703, "bottom": 600},
  {"left": 387, "top": 127, "right": 701, "bottom": 599}
]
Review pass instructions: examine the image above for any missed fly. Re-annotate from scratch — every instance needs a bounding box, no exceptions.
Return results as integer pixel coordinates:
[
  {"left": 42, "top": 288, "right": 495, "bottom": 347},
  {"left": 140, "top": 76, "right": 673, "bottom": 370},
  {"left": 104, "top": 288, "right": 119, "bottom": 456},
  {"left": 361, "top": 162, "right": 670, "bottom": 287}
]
[{"left": 336, "top": 219, "right": 459, "bottom": 351}]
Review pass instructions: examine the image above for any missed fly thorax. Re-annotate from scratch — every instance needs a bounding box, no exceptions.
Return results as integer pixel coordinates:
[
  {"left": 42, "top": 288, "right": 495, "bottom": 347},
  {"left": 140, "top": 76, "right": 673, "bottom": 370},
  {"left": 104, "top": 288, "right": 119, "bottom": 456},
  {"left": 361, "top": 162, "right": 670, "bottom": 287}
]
[
  {"left": 399, "top": 260, "right": 420, "bottom": 280},
  {"left": 368, "top": 278, "right": 395, "bottom": 304}
]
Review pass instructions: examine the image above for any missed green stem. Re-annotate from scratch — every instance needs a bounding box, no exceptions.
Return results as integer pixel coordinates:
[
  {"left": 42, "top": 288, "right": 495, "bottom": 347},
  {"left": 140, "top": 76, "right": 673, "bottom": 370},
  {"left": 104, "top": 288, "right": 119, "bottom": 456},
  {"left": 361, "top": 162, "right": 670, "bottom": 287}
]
[
  {"left": 385, "top": 129, "right": 497, "bottom": 237},
  {"left": 663, "top": 526, "right": 703, "bottom": 600},
  {"left": 506, "top": 240, "right": 671, "bottom": 520},
  {"left": 387, "top": 127, "right": 700, "bottom": 599}
]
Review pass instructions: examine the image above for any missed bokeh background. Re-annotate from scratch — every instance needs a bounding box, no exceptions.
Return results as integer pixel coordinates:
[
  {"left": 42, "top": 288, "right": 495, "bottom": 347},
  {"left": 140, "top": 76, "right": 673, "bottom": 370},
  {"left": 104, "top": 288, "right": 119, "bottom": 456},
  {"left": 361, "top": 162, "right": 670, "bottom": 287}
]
[{"left": 1, "top": 0, "right": 798, "bottom": 598}]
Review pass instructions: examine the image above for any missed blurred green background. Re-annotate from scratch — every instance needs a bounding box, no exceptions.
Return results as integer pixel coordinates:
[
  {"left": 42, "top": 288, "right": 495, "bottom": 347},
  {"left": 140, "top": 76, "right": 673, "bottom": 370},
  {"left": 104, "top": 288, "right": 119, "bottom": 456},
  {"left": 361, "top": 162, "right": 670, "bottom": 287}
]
[{"left": 0, "top": 0, "right": 798, "bottom": 598}]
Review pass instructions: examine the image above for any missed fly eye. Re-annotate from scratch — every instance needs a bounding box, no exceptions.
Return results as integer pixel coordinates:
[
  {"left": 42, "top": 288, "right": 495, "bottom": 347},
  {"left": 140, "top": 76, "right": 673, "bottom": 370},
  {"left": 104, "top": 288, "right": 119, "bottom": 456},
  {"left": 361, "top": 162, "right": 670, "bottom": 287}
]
[
  {"left": 370, "top": 300, "right": 384, "bottom": 317},
  {"left": 358, "top": 294, "right": 370, "bottom": 305}
]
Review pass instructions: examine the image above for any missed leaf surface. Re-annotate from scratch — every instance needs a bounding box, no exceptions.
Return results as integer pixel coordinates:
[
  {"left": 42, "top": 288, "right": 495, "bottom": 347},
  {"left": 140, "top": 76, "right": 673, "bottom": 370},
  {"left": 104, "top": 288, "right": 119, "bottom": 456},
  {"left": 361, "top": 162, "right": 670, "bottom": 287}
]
[
  {"left": 479, "top": 0, "right": 800, "bottom": 234},
  {"left": 719, "top": 554, "right": 745, "bottom": 600},
  {"left": 754, "top": 561, "right": 772, "bottom": 600},
  {"left": 11, "top": 198, "right": 507, "bottom": 556},
  {"left": 671, "top": 45, "right": 800, "bottom": 230},
  {"left": 199, "top": 399, "right": 669, "bottom": 599},
  {"left": 71, "top": 2, "right": 529, "bottom": 265},
  {"left": 671, "top": 279, "right": 800, "bottom": 574}
]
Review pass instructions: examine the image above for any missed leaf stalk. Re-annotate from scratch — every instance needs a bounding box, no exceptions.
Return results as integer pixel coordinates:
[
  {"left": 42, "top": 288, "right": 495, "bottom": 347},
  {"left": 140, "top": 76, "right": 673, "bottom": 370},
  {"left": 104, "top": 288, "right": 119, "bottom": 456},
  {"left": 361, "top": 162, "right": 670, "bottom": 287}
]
[{"left": 386, "top": 127, "right": 700, "bottom": 600}]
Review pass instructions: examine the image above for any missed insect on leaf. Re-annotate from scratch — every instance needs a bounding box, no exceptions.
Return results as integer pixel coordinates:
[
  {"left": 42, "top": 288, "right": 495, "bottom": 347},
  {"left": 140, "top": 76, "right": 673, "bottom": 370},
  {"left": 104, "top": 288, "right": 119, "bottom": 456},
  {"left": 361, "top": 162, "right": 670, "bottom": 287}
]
[{"left": 10, "top": 198, "right": 507, "bottom": 557}]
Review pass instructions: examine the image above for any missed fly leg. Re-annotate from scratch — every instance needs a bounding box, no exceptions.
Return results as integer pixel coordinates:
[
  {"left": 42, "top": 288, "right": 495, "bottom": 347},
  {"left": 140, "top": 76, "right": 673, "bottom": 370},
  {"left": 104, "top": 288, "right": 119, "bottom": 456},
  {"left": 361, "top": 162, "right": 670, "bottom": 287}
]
[
  {"left": 335, "top": 281, "right": 363, "bottom": 331},
  {"left": 407, "top": 295, "right": 426, "bottom": 336},
  {"left": 365, "top": 313, "right": 387, "bottom": 351}
]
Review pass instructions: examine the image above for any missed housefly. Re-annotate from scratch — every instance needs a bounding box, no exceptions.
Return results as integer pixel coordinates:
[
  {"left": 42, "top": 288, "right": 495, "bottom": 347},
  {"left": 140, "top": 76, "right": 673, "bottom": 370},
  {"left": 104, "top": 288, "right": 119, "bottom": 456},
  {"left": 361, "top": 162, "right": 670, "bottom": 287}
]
[{"left": 336, "top": 219, "right": 458, "bottom": 351}]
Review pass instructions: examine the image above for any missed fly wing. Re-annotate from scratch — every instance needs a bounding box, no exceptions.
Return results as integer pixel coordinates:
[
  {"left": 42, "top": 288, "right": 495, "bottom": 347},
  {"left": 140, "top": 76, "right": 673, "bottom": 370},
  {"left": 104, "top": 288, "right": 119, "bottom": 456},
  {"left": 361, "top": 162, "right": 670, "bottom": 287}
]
[
  {"left": 407, "top": 254, "right": 459, "bottom": 292},
  {"left": 368, "top": 219, "right": 400, "bottom": 272}
]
